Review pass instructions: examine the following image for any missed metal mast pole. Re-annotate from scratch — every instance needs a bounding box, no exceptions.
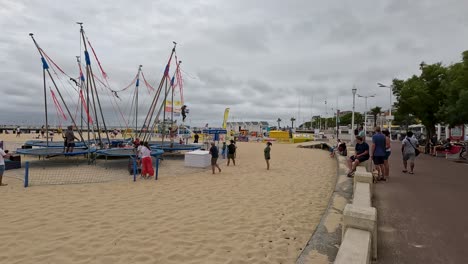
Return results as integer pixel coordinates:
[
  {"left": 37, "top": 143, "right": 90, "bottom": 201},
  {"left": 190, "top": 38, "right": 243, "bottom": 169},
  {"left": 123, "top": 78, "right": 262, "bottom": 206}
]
[
  {"left": 42, "top": 62, "right": 49, "bottom": 147},
  {"left": 135, "top": 65, "right": 142, "bottom": 138},
  {"left": 77, "top": 22, "right": 90, "bottom": 146},
  {"left": 30, "top": 33, "right": 85, "bottom": 146},
  {"left": 351, "top": 87, "right": 357, "bottom": 144},
  {"left": 76, "top": 56, "right": 83, "bottom": 132}
]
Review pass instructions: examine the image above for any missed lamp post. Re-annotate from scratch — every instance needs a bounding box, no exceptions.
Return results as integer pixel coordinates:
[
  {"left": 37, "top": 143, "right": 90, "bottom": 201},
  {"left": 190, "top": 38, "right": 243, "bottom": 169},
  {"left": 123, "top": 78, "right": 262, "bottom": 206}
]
[
  {"left": 324, "top": 100, "right": 328, "bottom": 131},
  {"left": 351, "top": 87, "right": 357, "bottom": 144},
  {"left": 357, "top": 93, "right": 376, "bottom": 137},
  {"left": 377, "top": 82, "right": 393, "bottom": 134}
]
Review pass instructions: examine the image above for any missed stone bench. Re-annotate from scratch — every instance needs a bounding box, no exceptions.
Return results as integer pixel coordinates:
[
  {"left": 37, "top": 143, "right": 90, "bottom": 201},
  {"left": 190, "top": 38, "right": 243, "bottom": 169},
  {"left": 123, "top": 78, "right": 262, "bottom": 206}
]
[
  {"left": 334, "top": 228, "right": 372, "bottom": 264},
  {"left": 353, "top": 182, "right": 371, "bottom": 208},
  {"left": 339, "top": 204, "right": 377, "bottom": 262},
  {"left": 334, "top": 156, "right": 377, "bottom": 263},
  {"left": 355, "top": 167, "right": 373, "bottom": 193}
]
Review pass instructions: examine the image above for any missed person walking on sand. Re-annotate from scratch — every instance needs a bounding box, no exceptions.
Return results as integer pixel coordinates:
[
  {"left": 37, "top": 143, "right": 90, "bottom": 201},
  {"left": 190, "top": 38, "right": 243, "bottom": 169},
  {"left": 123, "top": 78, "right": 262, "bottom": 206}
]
[
  {"left": 140, "top": 142, "right": 154, "bottom": 179},
  {"left": 0, "top": 147, "right": 11, "bottom": 186},
  {"left": 227, "top": 140, "right": 236, "bottom": 166},
  {"left": 194, "top": 133, "right": 199, "bottom": 143},
  {"left": 209, "top": 142, "right": 221, "bottom": 174},
  {"left": 371, "top": 126, "right": 387, "bottom": 181},
  {"left": 264, "top": 142, "right": 272, "bottom": 170},
  {"left": 402, "top": 131, "right": 418, "bottom": 174},
  {"left": 40, "top": 125, "right": 45, "bottom": 138},
  {"left": 16, "top": 126, "right": 21, "bottom": 137}
]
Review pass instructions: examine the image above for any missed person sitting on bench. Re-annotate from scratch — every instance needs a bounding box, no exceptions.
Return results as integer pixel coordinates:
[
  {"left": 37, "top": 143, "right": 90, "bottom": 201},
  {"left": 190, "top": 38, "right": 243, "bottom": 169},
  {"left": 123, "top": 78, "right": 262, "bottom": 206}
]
[{"left": 346, "top": 136, "right": 369, "bottom": 177}]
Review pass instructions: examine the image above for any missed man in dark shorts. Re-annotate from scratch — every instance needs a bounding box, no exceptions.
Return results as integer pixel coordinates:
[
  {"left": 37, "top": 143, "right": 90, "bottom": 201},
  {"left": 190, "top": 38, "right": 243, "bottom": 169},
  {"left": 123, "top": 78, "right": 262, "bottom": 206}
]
[
  {"left": 227, "top": 140, "right": 236, "bottom": 166},
  {"left": 347, "top": 136, "right": 369, "bottom": 177},
  {"left": 371, "top": 126, "right": 387, "bottom": 181},
  {"left": 209, "top": 142, "right": 221, "bottom": 174}
]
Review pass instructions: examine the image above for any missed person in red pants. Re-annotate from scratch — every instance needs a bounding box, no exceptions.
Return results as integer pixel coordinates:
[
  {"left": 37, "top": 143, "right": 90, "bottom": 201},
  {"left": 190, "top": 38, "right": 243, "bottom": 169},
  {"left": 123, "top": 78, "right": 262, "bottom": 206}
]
[{"left": 140, "top": 142, "right": 154, "bottom": 179}]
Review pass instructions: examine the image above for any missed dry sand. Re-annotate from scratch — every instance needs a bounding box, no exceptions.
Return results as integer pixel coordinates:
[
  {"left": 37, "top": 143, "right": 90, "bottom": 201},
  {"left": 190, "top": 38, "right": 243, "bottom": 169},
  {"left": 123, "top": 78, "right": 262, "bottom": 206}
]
[{"left": 0, "top": 133, "right": 336, "bottom": 264}]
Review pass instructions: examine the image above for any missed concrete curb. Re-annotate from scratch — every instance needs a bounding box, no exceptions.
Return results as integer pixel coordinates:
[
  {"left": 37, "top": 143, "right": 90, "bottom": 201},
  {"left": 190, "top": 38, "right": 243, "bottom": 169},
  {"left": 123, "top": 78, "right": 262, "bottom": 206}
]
[
  {"left": 335, "top": 155, "right": 377, "bottom": 263},
  {"left": 296, "top": 147, "right": 354, "bottom": 263}
]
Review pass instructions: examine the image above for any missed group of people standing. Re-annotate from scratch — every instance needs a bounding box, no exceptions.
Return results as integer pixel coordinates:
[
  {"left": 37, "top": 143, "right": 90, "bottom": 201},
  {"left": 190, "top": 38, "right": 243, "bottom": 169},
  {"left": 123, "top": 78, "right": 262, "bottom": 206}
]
[
  {"left": 133, "top": 138, "right": 154, "bottom": 179},
  {"left": 208, "top": 140, "right": 273, "bottom": 174},
  {"left": 345, "top": 126, "right": 420, "bottom": 180}
]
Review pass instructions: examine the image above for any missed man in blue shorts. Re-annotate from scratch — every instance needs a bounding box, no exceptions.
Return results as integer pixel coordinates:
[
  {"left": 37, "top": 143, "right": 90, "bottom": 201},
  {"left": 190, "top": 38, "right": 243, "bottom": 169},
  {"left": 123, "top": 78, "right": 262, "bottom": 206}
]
[
  {"left": 371, "top": 126, "right": 387, "bottom": 181},
  {"left": 347, "top": 136, "right": 369, "bottom": 177}
]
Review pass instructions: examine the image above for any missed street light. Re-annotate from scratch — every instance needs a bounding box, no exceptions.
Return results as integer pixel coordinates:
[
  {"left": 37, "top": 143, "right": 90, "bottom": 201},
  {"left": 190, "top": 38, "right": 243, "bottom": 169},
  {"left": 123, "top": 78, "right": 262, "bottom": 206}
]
[
  {"left": 324, "top": 99, "right": 327, "bottom": 130},
  {"left": 357, "top": 93, "right": 376, "bottom": 137},
  {"left": 377, "top": 82, "right": 393, "bottom": 134},
  {"left": 351, "top": 87, "right": 357, "bottom": 144}
]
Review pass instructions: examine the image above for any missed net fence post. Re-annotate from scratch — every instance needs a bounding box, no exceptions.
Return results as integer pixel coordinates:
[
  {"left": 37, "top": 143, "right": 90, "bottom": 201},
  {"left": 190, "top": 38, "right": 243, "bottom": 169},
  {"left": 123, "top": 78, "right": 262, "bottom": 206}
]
[
  {"left": 24, "top": 161, "right": 29, "bottom": 188},
  {"left": 155, "top": 157, "right": 159, "bottom": 181},
  {"left": 133, "top": 157, "right": 137, "bottom": 182}
]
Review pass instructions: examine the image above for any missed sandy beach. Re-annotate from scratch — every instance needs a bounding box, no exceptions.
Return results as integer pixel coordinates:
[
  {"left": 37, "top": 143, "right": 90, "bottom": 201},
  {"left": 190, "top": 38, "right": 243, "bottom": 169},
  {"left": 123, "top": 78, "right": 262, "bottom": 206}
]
[{"left": 0, "top": 133, "right": 336, "bottom": 264}]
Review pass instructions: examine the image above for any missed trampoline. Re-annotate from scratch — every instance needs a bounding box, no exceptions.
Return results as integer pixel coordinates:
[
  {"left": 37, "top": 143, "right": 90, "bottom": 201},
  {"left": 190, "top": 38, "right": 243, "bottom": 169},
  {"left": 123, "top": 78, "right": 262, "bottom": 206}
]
[
  {"left": 149, "top": 142, "right": 201, "bottom": 152},
  {"left": 96, "top": 148, "right": 164, "bottom": 157},
  {"left": 16, "top": 147, "right": 97, "bottom": 157},
  {"left": 94, "top": 138, "right": 132, "bottom": 147},
  {"left": 24, "top": 140, "right": 87, "bottom": 148}
]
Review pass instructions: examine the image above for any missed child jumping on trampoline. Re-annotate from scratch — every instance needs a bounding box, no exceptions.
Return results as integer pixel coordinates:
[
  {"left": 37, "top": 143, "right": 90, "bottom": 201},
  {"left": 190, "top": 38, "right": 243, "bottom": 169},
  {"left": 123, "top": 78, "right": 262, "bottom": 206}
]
[
  {"left": 181, "top": 105, "right": 188, "bottom": 122},
  {"left": 64, "top": 126, "right": 79, "bottom": 153},
  {"left": 140, "top": 142, "right": 154, "bottom": 179}
]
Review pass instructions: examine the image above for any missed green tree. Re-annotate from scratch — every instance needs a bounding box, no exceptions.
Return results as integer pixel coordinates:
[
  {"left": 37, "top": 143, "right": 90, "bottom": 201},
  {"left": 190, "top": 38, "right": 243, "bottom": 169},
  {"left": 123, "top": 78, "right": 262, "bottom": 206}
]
[
  {"left": 438, "top": 51, "right": 468, "bottom": 126},
  {"left": 290, "top": 117, "right": 296, "bottom": 128},
  {"left": 370, "top": 106, "right": 382, "bottom": 128},
  {"left": 392, "top": 62, "right": 447, "bottom": 138},
  {"left": 338, "top": 112, "right": 363, "bottom": 127},
  {"left": 392, "top": 111, "right": 417, "bottom": 130}
]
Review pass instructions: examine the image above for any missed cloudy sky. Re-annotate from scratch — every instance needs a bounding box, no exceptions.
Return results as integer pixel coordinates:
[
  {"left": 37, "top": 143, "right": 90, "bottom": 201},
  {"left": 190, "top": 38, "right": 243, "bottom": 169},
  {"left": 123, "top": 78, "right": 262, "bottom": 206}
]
[{"left": 1, "top": 0, "right": 467, "bottom": 128}]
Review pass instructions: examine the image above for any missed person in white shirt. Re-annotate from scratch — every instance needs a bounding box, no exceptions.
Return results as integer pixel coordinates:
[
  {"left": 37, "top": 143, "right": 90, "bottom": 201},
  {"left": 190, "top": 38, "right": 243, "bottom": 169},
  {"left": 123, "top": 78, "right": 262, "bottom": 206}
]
[
  {"left": 140, "top": 142, "right": 154, "bottom": 179},
  {"left": 1, "top": 148, "right": 11, "bottom": 186},
  {"left": 401, "top": 131, "right": 419, "bottom": 174}
]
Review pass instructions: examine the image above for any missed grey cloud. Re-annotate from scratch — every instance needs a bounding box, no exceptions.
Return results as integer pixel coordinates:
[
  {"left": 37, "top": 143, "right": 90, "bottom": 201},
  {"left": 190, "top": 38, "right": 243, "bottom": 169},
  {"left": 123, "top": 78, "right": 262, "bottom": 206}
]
[{"left": 0, "top": 0, "right": 467, "bottom": 127}]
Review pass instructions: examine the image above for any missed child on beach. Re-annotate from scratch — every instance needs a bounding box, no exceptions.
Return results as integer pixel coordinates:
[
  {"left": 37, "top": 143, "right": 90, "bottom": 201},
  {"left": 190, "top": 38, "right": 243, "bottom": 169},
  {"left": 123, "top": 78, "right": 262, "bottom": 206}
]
[
  {"left": 0, "top": 147, "right": 11, "bottom": 186},
  {"left": 264, "top": 142, "right": 272, "bottom": 170},
  {"left": 227, "top": 140, "right": 236, "bottom": 166},
  {"left": 64, "top": 126, "right": 79, "bottom": 153},
  {"left": 221, "top": 142, "right": 227, "bottom": 159},
  {"left": 140, "top": 142, "right": 154, "bottom": 179}
]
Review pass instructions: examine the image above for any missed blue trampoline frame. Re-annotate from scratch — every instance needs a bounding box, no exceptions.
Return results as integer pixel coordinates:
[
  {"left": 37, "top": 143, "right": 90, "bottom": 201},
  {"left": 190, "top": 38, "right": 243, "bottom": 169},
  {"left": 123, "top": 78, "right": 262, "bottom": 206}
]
[
  {"left": 149, "top": 143, "right": 200, "bottom": 152},
  {"left": 96, "top": 148, "right": 164, "bottom": 157},
  {"left": 16, "top": 147, "right": 97, "bottom": 157}
]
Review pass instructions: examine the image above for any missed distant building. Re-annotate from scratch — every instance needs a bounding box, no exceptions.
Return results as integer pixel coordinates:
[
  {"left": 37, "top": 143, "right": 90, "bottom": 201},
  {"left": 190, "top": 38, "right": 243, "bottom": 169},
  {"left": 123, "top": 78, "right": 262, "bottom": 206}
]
[
  {"left": 226, "top": 121, "right": 269, "bottom": 134},
  {"left": 338, "top": 110, "right": 352, "bottom": 117}
]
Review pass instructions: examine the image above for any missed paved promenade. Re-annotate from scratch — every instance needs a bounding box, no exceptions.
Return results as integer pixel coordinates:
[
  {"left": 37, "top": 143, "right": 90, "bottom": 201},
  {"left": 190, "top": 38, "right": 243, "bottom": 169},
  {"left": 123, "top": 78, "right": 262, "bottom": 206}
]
[{"left": 374, "top": 142, "right": 468, "bottom": 263}]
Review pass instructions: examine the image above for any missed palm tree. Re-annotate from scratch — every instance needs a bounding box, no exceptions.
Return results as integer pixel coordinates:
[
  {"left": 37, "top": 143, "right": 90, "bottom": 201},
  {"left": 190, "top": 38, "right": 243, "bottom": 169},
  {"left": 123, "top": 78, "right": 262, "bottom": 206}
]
[
  {"left": 290, "top": 117, "right": 296, "bottom": 128},
  {"left": 277, "top": 118, "right": 282, "bottom": 129},
  {"left": 370, "top": 106, "right": 382, "bottom": 128}
]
